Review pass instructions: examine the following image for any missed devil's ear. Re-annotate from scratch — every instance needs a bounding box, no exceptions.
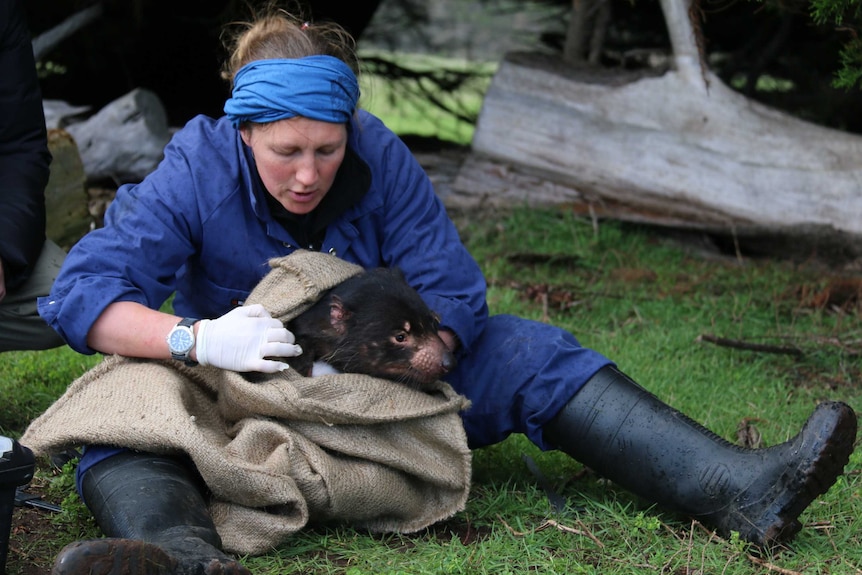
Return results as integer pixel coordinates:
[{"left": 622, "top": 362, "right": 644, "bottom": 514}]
[{"left": 329, "top": 295, "right": 352, "bottom": 335}]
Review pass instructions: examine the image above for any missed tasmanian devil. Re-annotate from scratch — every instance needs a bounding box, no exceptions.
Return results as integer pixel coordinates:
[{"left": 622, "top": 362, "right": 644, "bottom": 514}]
[{"left": 286, "top": 267, "right": 456, "bottom": 387}]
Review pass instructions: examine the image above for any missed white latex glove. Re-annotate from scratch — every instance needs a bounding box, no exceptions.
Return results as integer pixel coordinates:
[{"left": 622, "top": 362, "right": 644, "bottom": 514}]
[{"left": 196, "top": 304, "right": 302, "bottom": 373}]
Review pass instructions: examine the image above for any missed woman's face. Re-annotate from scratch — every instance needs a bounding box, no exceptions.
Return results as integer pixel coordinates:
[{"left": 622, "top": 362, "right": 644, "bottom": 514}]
[{"left": 240, "top": 117, "right": 348, "bottom": 215}]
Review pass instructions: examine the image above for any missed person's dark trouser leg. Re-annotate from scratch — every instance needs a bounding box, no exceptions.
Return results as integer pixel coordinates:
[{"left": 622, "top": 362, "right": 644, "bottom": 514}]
[
  {"left": 0, "top": 239, "right": 66, "bottom": 352},
  {"left": 52, "top": 450, "right": 250, "bottom": 575},
  {"left": 544, "top": 365, "right": 858, "bottom": 548}
]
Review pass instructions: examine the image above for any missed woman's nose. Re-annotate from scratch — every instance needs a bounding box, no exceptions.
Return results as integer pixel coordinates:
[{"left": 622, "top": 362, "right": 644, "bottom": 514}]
[{"left": 295, "top": 155, "right": 318, "bottom": 186}]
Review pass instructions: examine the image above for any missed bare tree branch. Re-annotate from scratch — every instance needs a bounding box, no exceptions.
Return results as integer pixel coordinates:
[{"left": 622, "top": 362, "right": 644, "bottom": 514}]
[{"left": 32, "top": 3, "right": 104, "bottom": 61}]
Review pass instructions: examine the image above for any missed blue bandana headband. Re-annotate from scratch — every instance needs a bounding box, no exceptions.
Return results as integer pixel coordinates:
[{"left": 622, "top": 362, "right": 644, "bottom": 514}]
[{"left": 223, "top": 55, "right": 360, "bottom": 127}]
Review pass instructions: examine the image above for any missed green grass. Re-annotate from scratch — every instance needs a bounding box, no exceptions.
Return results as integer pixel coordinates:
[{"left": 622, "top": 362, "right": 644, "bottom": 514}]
[
  {"left": 5, "top": 209, "right": 861, "bottom": 574},
  {"left": 0, "top": 348, "right": 102, "bottom": 437}
]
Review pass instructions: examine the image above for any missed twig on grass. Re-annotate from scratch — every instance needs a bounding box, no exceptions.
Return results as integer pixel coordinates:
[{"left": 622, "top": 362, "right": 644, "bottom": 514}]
[
  {"left": 496, "top": 515, "right": 605, "bottom": 547},
  {"left": 786, "top": 334, "right": 862, "bottom": 357},
  {"left": 696, "top": 334, "right": 804, "bottom": 358},
  {"left": 570, "top": 519, "right": 605, "bottom": 548},
  {"left": 745, "top": 554, "right": 805, "bottom": 575}
]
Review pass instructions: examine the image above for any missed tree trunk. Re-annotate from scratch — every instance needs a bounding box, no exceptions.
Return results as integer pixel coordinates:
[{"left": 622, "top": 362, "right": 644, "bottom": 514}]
[{"left": 44, "top": 130, "right": 90, "bottom": 249}]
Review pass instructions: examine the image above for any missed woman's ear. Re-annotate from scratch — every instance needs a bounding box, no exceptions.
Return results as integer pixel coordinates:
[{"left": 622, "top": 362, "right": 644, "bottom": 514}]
[{"left": 239, "top": 126, "right": 252, "bottom": 147}]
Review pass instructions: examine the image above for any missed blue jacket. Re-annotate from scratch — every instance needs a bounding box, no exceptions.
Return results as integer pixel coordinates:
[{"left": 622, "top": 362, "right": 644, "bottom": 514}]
[{"left": 39, "top": 111, "right": 488, "bottom": 354}]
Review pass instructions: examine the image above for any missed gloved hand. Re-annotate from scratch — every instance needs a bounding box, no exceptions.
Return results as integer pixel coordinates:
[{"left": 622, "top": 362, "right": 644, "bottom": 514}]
[{"left": 196, "top": 304, "right": 302, "bottom": 373}]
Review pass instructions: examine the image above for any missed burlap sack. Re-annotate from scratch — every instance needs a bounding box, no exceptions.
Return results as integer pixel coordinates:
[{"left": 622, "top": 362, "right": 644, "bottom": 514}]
[{"left": 22, "top": 251, "right": 473, "bottom": 555}]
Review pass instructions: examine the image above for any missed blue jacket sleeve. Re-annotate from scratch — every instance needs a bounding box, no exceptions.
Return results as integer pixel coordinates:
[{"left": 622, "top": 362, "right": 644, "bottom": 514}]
[
  {"left": 0, "top": 0, "right": 51, "bottom": 291},
  {"left": 38, "top": 123, "right": 210, "bottom": 353}
]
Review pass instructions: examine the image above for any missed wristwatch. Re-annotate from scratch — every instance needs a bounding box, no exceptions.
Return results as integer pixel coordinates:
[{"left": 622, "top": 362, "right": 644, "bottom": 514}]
[{"left": 166, "top": 317, "right": 199, "bottom": 366}]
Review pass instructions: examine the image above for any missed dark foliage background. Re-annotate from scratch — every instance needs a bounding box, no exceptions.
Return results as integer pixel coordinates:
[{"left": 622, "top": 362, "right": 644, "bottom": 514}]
[
  {"left": 25, "top": 0, "right": 384, "bottom": 125},
  {"left": 23, "top": 0, "right": 862, "bottom": 133}
]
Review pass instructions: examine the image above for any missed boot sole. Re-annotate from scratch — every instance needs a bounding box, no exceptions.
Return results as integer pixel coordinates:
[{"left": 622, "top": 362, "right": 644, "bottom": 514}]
[
  {"left": 52, "top": 538, "right": 252, "bottom": 575},
  {"left": 731, "top": 401, "right": 858, "bottom": 548},
  {"left": 52, "top": 539, "right": 176, "bottom": 575}
]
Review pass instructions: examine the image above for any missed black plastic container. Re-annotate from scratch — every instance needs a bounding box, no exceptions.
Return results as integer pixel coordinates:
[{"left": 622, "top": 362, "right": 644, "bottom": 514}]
[{"left": 0, "top": 437, "right": 35, "bottom": 575}]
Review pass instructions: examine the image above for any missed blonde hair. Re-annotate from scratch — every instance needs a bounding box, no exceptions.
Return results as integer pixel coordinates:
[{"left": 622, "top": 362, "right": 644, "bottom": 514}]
[{"left": 220, "top": 4, "right": 359, "bottom": 90}]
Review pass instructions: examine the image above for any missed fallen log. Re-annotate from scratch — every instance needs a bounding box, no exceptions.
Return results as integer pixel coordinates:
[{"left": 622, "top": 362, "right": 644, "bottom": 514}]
[
  {"left": 64, "top": 88, "right": 171, "bottom": 183},
  {"left": 456, "top": 52, "right": 862, "bottom": 248},
  {"left": 43, "top": 100, "right": 91, "bottom": 130},
  {"left": 454, "top": 0, "right": 862, "bottom": 261}
]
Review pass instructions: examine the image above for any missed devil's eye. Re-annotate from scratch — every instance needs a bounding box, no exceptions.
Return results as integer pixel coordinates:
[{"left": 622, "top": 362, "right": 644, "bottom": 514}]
[{"left": 394, "top": 333, "right": 407, "bottom": 343}]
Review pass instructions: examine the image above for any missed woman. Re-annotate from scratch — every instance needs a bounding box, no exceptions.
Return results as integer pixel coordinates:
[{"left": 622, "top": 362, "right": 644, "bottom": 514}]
[{"left": 42, "top": 9, "right": 857, "bottom": 575}]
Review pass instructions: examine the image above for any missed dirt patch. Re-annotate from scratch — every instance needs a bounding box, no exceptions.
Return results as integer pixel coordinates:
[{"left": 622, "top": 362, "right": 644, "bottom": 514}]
[{"left": 6, "top": 492, "right": 61, "bottom": 575}]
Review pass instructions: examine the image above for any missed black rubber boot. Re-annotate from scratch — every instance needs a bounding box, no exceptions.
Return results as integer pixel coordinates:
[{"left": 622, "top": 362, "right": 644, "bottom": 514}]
[
  {"left": 52, "top": 451, "right": 250, "bottom": 575},
  {"left": 545, "top": 366, "right": 858, "bottom": 549}
]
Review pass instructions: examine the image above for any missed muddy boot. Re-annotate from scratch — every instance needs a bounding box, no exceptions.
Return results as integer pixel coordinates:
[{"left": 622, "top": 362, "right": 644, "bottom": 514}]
[
  {"left": 544, "top": 366, "right": 857, "bottom": 549},
  {"left": 52, "top": 451, "right": 250, "bottom": 575}
]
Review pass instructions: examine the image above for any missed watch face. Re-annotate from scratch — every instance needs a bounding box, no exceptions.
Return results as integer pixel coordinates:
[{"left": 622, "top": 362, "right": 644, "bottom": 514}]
[{"left": 168, "top": 327, "right": 194, "bottom": 354}]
